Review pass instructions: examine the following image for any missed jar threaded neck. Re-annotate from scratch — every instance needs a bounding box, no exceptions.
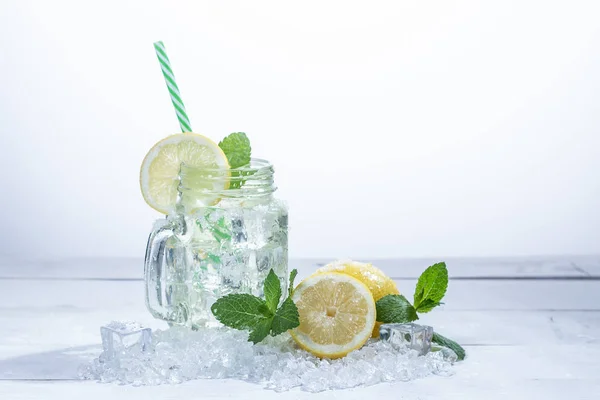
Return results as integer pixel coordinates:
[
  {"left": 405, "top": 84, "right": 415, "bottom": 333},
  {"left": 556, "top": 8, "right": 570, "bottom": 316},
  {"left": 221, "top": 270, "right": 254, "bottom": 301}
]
[{"left": 177, "top": 158, "right": 276, "bottom": 210}]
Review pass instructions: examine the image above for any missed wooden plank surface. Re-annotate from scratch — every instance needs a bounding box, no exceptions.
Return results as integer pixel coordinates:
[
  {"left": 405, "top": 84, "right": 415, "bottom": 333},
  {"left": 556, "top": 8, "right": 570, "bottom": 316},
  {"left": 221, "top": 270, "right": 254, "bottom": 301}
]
[
  {"left": 0, "top": 257, "right": 599, "bottom": 399},
  {"left": 1, "top": 256, "right": 598, "bottom": 279},
  {"left": 1, "top": 279, "right": 598, "bottom": 312}
]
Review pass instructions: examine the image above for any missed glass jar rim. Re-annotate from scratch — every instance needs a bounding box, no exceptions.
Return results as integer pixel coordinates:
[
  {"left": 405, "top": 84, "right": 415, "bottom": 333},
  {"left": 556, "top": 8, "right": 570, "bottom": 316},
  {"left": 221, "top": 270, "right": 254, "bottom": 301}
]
[{"left": 181, "top": 158, "right": 273, "bottom": 174}]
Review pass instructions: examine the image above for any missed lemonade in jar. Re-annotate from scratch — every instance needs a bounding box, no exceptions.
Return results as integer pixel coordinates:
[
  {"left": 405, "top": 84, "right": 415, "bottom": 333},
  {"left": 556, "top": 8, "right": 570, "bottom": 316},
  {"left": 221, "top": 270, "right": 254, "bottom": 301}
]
[{"left": 141, "top": 43, "right": 288, "bottom": 329}]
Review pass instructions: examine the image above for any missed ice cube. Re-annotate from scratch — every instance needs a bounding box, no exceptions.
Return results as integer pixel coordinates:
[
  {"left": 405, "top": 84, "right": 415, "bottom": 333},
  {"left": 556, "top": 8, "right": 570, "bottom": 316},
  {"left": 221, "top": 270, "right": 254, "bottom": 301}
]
[
  {"left": 231, "top": 217, "right": 247, "bottom": 244},
  {"left": 431, "top": 345, "right": 458, "bottom": 363},
  {"left": 379, "top": 323, "right": 433, "bottom": 355},
  {"left": 219, "top": 250, "right": 247, "bottom": 291},
  {"left": 100, "top": 321, "right": 152, "bottom": 360}
]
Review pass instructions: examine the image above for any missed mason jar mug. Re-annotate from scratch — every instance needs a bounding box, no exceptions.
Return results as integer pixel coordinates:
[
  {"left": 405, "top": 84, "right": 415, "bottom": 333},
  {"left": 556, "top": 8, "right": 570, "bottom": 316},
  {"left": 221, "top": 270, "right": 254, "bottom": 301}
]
[{"left": 144, "top": 159, "right": 288, "bottom": 329}]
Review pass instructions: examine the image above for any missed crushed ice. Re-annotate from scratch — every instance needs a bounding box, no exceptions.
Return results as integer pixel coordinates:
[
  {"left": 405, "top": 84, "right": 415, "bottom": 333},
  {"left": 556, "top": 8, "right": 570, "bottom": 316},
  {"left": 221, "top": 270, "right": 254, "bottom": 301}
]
[{"left": 79, "top": 327, "right": 455, "bottom": 392}]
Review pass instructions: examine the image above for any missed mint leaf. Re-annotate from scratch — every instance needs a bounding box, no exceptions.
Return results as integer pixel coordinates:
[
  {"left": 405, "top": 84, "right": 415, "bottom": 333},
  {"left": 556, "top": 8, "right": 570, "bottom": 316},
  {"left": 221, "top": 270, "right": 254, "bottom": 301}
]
[
  {"left": 288, "top": 269, "right": 298, "bottom": 297},
  {"left": 264, "top": 269, "right": 282, "bottom": 313},
  {"left": 271, "top": 297, "right": 300, "bottom": 335},
  {"left": 211, "top": 294, "right": 270, "bottom": 330},
  {"left": 414, "top": 262, "right": 448, "bottom": 313},
  {"left": 376, "top": 294, "right": 419, "bottom": 323},
  {"left": 208, "top": 215, "right": 232, "bottom": 243},
  {"left": 219, "top": 132, "right": 251, "bottom": 169},
  {"left": 218, "top": 132, "right": 252, "bottom": 189},
  {"left": 432, "top": 332, "right": 466, "bottom": 361},
  {"left": 416, "top": 299, "right": 443, "bottom": 312},
  {"left": 248, "top": 318, "right": 273, "bottom": 344}
]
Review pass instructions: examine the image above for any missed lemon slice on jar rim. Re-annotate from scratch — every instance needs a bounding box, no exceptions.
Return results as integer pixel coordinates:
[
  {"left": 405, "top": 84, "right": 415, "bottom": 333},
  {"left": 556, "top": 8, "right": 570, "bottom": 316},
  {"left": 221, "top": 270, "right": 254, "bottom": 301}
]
[{"left": 139, "top": 133, "right": 230, "bottom": 214}]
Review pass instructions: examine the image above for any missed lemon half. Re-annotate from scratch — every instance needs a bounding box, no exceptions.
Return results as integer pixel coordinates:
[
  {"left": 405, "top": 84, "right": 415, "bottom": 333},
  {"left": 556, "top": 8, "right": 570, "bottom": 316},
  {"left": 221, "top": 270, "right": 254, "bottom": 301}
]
[
  {"left": 290, "top": 272, "right": 376, "bottom": 359},
  {"left": 315, "top": 260, "right": 400, "bottom": 337}
]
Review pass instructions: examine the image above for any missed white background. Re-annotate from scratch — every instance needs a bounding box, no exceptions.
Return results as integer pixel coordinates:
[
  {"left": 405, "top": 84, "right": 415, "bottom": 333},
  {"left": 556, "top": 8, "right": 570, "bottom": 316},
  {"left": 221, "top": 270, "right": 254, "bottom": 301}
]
[{"left": 0, "top": 0, "right": 598, "bottom": 260}]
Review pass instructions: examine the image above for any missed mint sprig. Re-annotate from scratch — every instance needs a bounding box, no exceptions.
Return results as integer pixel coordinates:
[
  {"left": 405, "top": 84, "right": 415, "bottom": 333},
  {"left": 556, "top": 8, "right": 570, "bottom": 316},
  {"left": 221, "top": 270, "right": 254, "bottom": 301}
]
[
  {"left": 375, "top": 262, "right": 466, "bottom": 360},
  {"left": 211, "top": 268, "right": 299, "bottom": 343}
]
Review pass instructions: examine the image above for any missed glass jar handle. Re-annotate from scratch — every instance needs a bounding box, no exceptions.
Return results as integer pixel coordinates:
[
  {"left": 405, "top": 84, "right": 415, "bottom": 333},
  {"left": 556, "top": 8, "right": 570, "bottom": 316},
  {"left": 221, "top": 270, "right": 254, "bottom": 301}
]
[{"left": 144, "top": 218, "right": 175, "bottom": 322}]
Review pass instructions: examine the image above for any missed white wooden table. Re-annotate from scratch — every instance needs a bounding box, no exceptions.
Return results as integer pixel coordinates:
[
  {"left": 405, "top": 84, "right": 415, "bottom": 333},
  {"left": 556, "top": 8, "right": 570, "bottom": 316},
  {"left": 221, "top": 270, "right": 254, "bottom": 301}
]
[{"left": 1, "top": 256, "right": 599, "bottom": 399}]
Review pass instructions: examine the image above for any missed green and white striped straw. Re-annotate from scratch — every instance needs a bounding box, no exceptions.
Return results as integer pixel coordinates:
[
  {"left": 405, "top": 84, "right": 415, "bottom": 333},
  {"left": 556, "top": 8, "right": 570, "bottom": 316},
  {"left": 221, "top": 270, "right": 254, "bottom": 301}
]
[{"left": 153, "top": 41, "right": 192, "bottom": 132}]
